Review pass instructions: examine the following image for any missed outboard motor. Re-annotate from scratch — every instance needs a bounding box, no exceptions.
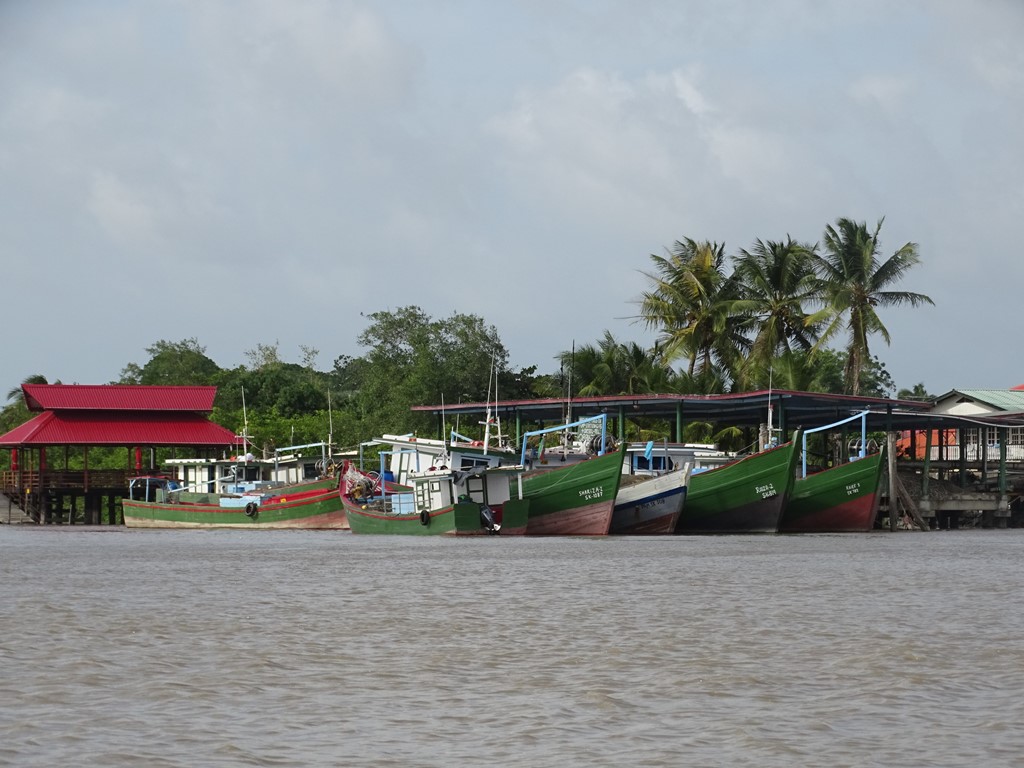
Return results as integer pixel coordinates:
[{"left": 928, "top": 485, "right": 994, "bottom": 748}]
[{"left": 479, "top": 504, "right": 500, "bottom": 534}]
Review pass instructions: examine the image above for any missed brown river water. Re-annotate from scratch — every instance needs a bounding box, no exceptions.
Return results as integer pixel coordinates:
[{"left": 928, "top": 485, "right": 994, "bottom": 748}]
[{"left": 2, "top": 527, "right": 1023, "bottom": 767}]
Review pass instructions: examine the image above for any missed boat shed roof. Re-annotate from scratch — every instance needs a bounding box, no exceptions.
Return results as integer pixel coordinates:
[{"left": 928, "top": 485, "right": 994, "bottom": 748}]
[
  {"left": 0, "top": 411, "right": 237, "bottom": 447},
  {"left": 0, "top": 384, "right": 236, "bottom": 448},
  {"left": 21, "top": 384, "right": 218, "bottom": 412},
  {"left": 412, "top": 389, "right": 1024, "bottom": 432}
]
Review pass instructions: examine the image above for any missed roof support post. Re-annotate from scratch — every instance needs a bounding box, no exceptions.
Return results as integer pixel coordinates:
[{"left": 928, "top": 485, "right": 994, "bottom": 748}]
[
  {"left": 922, "top": 428, "right": 932, "bottom": 498},
  {"left": 999, "top": 427, "right": 1008, "bottom": 496},
  {"left": 958, "top": 427, "right": 967, "bottom": 488}
]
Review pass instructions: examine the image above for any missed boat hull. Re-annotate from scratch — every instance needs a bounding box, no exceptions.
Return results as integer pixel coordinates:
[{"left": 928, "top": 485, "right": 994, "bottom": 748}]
[
  {"left": 520, "top": 448, "right": 624, "bottom": 535},
  {"left": 780, "top": 450, "right": 885, "bottom": 533},
  {"left": 610, "top": 469, "right": 689, "bottom": 535},
  {"left": 122, "top": 481, "right": 347, "bottom": 529},
  {"left": 344, "top": 497, "right": 529, "bottom": 535},
  {"left": 674, "top": 436, "right": 799, "bottom": 534}
]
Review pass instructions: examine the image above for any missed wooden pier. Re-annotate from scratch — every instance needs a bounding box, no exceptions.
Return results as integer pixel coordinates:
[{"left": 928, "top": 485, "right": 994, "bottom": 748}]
[{"left": 1, "top": 470, "right": 130, "bottom": 525}]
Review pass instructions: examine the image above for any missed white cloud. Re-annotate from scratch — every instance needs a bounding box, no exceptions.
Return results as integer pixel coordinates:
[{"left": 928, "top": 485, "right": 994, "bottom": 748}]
[
  {"left": 87, "top": 171, "right": 158, "bottom": 248},
  {"left": 669, "top": 70, "right": 713, "bottom": 117},
  {"left": 1, "top": 0, "right": 1022, "bottom": 393},
  {"left": 849, "top": 74, "right": 914, "bottom": 114}
]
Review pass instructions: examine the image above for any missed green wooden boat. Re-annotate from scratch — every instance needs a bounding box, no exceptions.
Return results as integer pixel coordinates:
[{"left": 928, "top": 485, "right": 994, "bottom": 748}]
[
  {"left": 340, "top": 461, "right": 530, "bottom": 535},
  {"left": 780, "top": 449, "right": 885, "bottom": 533},
  {"left": 674, "top": 431, "right": 801, "bottom": 534},
  {"left": 519, "top": 446, "right": 625, "bottom": 535},
  {"left": 122, "top": 474, "right": 347, "bottom": 529}
]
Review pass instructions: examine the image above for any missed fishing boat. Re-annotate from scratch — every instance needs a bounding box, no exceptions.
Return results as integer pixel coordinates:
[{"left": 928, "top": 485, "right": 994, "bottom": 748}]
[
  {"left": 339, "top": 460, "right": 530, "bottom": 535},
  {"left": 519, "top": 444, "right": 625, "bottom": 535},
  {"left": 780, "top": 411, "right": 885, "bottom": 533},
  {"left": 122, "top": 473, "right": 347, "bottom": 529},
  {"left": 610, "top": 462, "right": 691, "bottom": 534},
  {"left": 366, "top": 413, "right": 622, "bottom": 536},
  {"left": 674, "top": 429, "right": 802, "bottom": 534}
]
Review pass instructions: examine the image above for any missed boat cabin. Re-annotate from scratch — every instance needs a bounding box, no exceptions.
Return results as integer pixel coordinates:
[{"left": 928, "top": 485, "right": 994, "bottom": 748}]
[
  {"left": 164, "top": 442, "right": 346, "bottom": 494},
  {"left": 127, "top": 475, "right": 181, "bottom": 503},
  {"left": 403, "top": 464, "right": 524, "bottom": 513},
  {"left": 623, "top": 442, "right": 736, "bottom": 476}
]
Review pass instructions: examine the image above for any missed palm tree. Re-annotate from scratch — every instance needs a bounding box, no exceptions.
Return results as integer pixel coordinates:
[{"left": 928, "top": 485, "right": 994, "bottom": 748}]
[
  {"left": 731, "top": 236, "right": 819, "bottom": 387},
  {"left": 6, "top": 374, "right": 49, "bottom": 403},
  {"left": 807, "top": 217, "right": 933, "bottom": 395},
  {"left": 897, "top": 383, "right": 932, "bottom": 401},
  {"left": 637, "top": 239, "right": 747, "bottom": 381},
  {"left": 558, "top": 333, "right": 676, "bottom": 396}
]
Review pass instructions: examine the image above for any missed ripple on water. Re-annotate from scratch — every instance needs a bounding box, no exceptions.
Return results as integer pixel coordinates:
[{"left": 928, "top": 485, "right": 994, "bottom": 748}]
[{"left": 3, "top": 529, "right": 1024, "bottom": 766}]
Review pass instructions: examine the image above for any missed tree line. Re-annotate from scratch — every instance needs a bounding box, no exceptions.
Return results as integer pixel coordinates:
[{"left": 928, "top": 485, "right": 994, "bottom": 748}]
[{"left": 1, "top": 217, "right": 934, "bottom": 466}]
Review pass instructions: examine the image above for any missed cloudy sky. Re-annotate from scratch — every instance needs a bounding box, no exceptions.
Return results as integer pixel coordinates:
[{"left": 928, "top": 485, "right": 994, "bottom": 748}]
[{"left": 2, "top": 0, "right": 1022, "bottom": 396}]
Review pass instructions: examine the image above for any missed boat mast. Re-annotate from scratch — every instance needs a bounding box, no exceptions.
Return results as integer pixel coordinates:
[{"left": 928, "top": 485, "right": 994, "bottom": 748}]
[
  {"left": 239, "top": 385, "right": 253, "bottom": 456},
  {"left": 327, "top": 389, "right": 334, "bottom": 453},
  {"left": 480, "top": 349, "right": 504, "bottom": 455},
  {"left": 482, "top": 352, "right": 493, "bottom": 454},
  {"left": 564, "top": 340, "right": 574, "bottom": 459},
  {"left": 439, "top": 392, "right": 450, "bottom": 465}
]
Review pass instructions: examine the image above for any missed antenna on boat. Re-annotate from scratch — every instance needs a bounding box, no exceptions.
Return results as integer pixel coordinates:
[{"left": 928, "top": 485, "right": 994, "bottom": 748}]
[
  {"left": 493, "top": 353, "right": 505, "bottom": 450},
  {"left": 439, "top": 392, "right": 451, "bottom": 466},
  {"left": 567, "top": 340, "right": 574, "bottom": 425},
  {"left": 327, "top": 389, "right": 334, "bottom": 452},
  {"left": 480, "top": 349, "right": 504, "bottom": 455},
  {"left": 240, "top": 385, "right": 251, "bottom": 454},
  {"left": 563, "top": 340, "right": 574, "bottom": 461}
]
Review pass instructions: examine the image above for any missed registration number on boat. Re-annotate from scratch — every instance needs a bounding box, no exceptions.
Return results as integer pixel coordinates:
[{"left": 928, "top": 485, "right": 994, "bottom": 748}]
[
  {"left": 579, "top": 486, "right": 604, "bottom": 500},
  {"left": 845, "top": 482, "right": 861, "bottom": 495},
  {"left": 755, "top": 483, "right": 777, "bottom": 498}
]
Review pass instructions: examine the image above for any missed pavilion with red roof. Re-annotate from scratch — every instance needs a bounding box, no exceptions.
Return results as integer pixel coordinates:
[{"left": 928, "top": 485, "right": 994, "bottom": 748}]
[{"left": 0, "top": 384, "right": 238, "bottom": 524}]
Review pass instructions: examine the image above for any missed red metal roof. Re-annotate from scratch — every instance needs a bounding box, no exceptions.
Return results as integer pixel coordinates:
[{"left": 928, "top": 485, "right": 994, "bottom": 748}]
[
  {"left": 0, "top": 411, "right": 237, "bottom": 447},
  {"left": 22, "top": 384, "right": 218, "bottom": 412}
]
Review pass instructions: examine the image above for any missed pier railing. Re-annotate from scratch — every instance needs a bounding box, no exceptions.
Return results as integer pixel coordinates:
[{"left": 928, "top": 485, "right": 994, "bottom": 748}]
[
  {"left": 1, "top": 469, "right": 131, "bottom": 494},
  {"left": 928, "top": 444, "right": 1024, "bottom": 463}
]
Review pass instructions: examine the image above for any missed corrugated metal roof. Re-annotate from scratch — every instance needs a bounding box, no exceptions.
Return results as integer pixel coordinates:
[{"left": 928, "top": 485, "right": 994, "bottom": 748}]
[
  {"left": 22, "top": 384, "right": 218, "bottom": 412},
  {"left": 413, "top": 388, "right": 934, "bottom": 429},
  {"left": 950, "top": 390, "right": 1024, "bottom": 412},
  {"left": 0, "top": 411, "right": 237, "bottom": 447}
]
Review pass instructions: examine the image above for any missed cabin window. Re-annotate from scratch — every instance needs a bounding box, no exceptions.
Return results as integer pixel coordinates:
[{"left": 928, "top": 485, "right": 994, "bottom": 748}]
[
  {"left": 303, "top": 462, "right": 319, "bottom": 479},
  {"left": 235, "top": 465, "right": 260, "bottom": 482},
  {"left": 634, "top": 455, "right": 670, "bottom": 472},
  {"left": 415, "top": 480, "right": 446, "bottom": 511},
  {"left": 463, "top": 476, "right": 486, "bottom": 503},
  {"left": 415, "top": 485, "right": 429, "bottom": 510}
]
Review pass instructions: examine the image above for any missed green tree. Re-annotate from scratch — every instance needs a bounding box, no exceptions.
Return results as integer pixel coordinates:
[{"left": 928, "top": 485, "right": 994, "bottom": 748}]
[
  {"left": 6, "top": 373, "right": 49, "bottom": 403},
  {"left": 731, "top": 236, "right": 819, "bottom": 387},
  {"left": 354, "top": 306, "right": 508, "bottom": 439},
  {"left": 807, "top": 218, "right": 933, "bottom": 395},
  {"left": 559, "top": 333, "right": 676, "bottom": 397},
  {"left": 120, "top": 339, "right": 220, "bottom": 385},
  {"left": 897, "top": 383, "right": 932, "bottom": 401},
  {"left": 637, "top": 239, "right": 747, "bottom": 380}
]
